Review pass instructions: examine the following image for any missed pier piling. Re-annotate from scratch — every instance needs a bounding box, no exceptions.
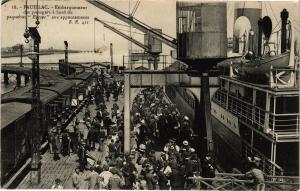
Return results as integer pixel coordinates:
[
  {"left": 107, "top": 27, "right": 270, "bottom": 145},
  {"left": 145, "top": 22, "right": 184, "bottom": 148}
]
[
  {"left": 16, "top": 74, "right": 21, "bottom": 87},
  {"left": 4, "top": 72, "right": 9, "bottom": 85}
]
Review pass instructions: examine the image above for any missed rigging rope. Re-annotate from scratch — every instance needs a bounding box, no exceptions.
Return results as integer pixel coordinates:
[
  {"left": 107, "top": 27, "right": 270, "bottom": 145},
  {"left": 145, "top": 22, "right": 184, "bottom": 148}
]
[
  {"left": 99, "top": 20, "right": 132, "bottom": 28},
  {"left": 131, "top": 0, "right": 140, "bottom": 17},
  {"left": 271, "top": 21, "right": 281, "bottom": 33},
  {"left": 93, "top": 0, "right": 174, "bottom": 41},
  {"left": 241, "top": 2, "right": 245, "bottom": 16},
  {"left": 267, "top": 2, "right": 279, "bottom": 26},
  {"left": 94, "top": 18, "right": 96, "bottom": 52},
  {"left": 114, "top": 27, "right": 144, "bottom": 35},
  {"left": 263, "top": 2, "right": 269, "bottom": 17},
  {"left": 103, "top": 25, "right": 105, "bottom": 41}
]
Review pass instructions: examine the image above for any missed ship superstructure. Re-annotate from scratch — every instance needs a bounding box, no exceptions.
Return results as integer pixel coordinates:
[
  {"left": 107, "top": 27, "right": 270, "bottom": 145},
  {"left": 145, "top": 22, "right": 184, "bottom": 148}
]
[{"left": 212, "top": 65, "right": 299, "bottom": 175}]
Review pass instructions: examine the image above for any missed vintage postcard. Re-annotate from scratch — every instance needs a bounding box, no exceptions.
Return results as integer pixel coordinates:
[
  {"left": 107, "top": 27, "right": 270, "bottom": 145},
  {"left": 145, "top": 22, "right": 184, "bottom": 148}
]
[{"left": 1, "top": 0, "right": 299, "bottom": 190}]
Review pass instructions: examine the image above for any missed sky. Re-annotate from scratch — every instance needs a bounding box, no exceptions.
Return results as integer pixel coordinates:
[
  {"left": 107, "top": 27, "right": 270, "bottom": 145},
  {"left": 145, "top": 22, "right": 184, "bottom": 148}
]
[{"left": 1, "top": 0, "right": 300, "bottom": 61}]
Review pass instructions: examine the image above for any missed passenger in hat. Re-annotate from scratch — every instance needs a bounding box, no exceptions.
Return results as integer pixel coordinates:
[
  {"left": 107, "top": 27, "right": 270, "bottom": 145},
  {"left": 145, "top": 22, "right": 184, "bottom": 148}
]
[
  {"left": 184, "top": 116, "right": 189, "bottom": 121},
  {"left": 139, "top": 144, "right": 146, "bottom": 153},
  {"left": 78, "top": 142, "right": 87, "bottom": 172},
  {"left": 108, "top": 167, "right": 124, "bottom": 189},
  {"left": 52, "top": 128, "right": 61, "bottom": 161},
  {"left": 122, "top": 157, "right": 137, "bottom": 189},
  {"left": 181, "top": 140, "right": 191, "bottom": 155},
  {"left": 48, "top": 129, "right": 55, "bottom": 154},
  {"left": 157, "top": 152, "right": 168, "bottom": 168},
  {"left": 181, "top": 117, "right": 193, "bottom": 143},
  {"left": 51, "top": 178, "right": 64, "bottom": 189},
  {"left": 183, "top": 140, "right": 189, "bottom": 146},
  {"left": 99, "top": 164, "right": 113, "bottom": 188},
  {"left": 164, "top": 139, "right": 180, "bottom": 153},
  {"left": 145, "top": 165, "right": 157, "bottom": 190},
  {"left": 85, "top": 167, "right": 99, "bottom": 189},
  {"left": 245, "top": 164, "right": 265, "bottom": 191}
]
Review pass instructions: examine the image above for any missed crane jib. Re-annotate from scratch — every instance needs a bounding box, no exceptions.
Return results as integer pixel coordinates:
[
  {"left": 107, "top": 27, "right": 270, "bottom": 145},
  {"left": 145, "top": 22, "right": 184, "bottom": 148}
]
[{"left": 87, "top": 0, "right": 177, "bottom": 49}]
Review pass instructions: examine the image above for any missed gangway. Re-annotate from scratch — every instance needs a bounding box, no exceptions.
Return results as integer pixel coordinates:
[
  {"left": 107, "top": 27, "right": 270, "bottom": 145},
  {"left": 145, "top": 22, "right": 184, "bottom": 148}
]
[{"left": 86, "top": 0, "right": 177, "bottom": 49}]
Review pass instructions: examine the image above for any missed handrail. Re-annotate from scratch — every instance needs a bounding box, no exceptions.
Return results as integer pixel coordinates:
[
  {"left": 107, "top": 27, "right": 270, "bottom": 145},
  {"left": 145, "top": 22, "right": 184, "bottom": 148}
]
[
  {"left": 215, "top": 173, "right": 299, "bottom": 179},
  {"left": 188, "top": 175, "right": 299, "bottom": 190},
  {"left": 213, "top": 89, "right": 299, "bottom": 134}
]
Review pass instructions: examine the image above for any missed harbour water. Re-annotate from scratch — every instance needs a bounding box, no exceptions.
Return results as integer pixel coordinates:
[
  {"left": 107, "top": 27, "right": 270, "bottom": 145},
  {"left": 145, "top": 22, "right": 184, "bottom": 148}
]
[
  {"left": 1, "top": 52, "right": 111, "bottom": 64},
  {"left": 1, "top": 52, "right": 112, "bottom": 94}
]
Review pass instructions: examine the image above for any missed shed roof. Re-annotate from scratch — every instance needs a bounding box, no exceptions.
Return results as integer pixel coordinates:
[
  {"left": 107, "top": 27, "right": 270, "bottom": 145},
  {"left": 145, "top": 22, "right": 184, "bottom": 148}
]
[{"left": 1, "top": 102, "right": 31, "bottom": 129}]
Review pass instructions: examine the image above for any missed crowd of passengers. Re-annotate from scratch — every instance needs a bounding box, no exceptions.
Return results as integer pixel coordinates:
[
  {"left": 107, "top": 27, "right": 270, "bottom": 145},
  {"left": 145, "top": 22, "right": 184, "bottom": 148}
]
[{"left": 49, "top": 70, "right": 265, "bottom": 190}]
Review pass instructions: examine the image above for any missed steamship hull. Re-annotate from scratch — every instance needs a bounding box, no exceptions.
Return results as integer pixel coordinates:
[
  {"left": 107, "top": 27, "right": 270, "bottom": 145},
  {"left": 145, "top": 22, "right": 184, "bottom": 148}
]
[{"left": 211, "top": 102, "right": 245, "bottom": 172}]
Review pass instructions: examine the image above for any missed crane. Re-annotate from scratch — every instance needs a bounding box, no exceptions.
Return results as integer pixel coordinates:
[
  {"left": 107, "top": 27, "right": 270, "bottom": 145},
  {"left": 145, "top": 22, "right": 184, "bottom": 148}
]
[
  {"left": 95, "top": 17, "right": 161, "bottom": 69},
  {"left": 86, "top": 0, "right": 177, "bottom": 49}
]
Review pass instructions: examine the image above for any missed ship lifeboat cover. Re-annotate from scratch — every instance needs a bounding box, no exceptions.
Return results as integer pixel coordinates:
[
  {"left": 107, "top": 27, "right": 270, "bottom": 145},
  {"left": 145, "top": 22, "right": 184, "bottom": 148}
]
[
  {"left": 233, "top": 16, "right": 251, "bottom": 38},
  {"left": 261, "top": 16, "right": 272, "bottom": 39}
]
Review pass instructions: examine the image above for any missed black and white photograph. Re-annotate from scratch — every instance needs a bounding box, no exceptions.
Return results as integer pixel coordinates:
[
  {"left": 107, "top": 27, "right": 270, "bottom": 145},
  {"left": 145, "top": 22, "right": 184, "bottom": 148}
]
[{"left": 1, "top": 0, "right": 299, "bottom": 190}]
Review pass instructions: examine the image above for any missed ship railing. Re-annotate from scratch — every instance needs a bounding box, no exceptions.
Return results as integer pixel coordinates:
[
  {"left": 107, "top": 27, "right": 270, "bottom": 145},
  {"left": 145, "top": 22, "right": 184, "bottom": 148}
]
[
  {"left": 213, "top": 90, "right": 266, "bottom": 130},
  {"left": 270, "top": 67, "right": 299, "bottom": 89},
  {"left": 269, "top": 113, "right": 299, "bottom": 140},
  {"left": 122, "top": 54, "right": 172, "bottom": 71},
  {"left": 244, "top": 141, "right": 284, "bottom": 176},
  {"left": 214, "top": 89, "right": 299, "bottom": 138},
  {"left": 188, "top": 173, "right": 299, "bottom": 191}
]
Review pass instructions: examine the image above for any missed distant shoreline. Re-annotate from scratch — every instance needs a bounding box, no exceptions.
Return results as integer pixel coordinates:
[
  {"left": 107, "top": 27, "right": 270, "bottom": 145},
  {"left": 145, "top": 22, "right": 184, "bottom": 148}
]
[{"left": 1, "top": 50, "right": 81, "bottom": 58}]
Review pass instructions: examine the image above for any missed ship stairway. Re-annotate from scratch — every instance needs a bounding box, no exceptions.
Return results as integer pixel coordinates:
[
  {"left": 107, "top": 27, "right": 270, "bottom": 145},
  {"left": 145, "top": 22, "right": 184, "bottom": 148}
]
[{"left": 189, "top": 172, "right": 299, "bottom": 190}]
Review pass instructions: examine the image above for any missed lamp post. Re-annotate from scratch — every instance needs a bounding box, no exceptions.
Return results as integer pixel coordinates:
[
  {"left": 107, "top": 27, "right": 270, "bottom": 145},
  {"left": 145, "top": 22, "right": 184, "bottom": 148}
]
[
  {"left": 20, "top": 44, "right": 23, "bottom": 67},
  {"left": 110, "top": 43, "right": 113, "bottom": 73},
  {"left": 64, "top": 41, "right": 69, "bottom": 75},
  {"left": 26, "top": 27, "right": 41, "bottom": 185}
]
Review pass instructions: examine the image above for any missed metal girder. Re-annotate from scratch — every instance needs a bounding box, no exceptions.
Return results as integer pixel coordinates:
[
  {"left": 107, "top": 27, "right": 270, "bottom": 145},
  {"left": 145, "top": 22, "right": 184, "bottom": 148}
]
[
  {"left": 87, "top": 0, "right": 177, "bottom": 49},
  {"left": 94, "top": 18, "right": 149, "bottom": 52}
]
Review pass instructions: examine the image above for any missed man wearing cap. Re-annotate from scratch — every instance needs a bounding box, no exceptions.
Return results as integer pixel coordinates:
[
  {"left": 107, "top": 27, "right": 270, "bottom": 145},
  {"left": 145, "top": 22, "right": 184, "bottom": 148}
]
[
  {"left": 164, "top": 139, "right": 180, "bottom": 153},
  {"left": 78, "top": 142, "right": 87, "bottom": 172},
  {"left": 245, "top": 164, "right": 265, "bottom": 191}
]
